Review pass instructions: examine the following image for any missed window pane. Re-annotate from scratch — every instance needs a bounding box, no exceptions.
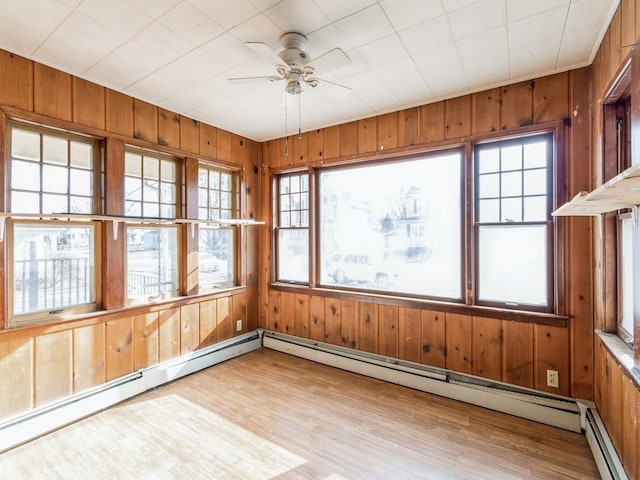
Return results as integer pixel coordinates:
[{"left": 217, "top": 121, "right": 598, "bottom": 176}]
[
  {"left": 13, "top": 224, "right": 95, "bottom": 315},
  {"left": 143, "top": 180, "right": 159, "bottom": 202},
  {"left": 524, "top": 141, "right": 548, "bottom": 168},
  {"left": 501, "top": 171, "right": 522, "bottom": 197},
  {"left": 143, "top": 202, "right": 159, "bottom": 218},
  {"left": 125, "top": 153, "right": 142, "bottom": 177},
  {"left": 12, "top": 129, "right": 40, "bottom": 161},
  {"left": 12, "top": 160, "right": 40, "bottom": 191},
  {"left": 125, "top": 201, "right": 141, "bottom": 217},
  {"left": 478, "top": 148, "right": 499, "bottom": 173},
  {"left": 43, "top": 136, "right": 68, "bottom": 165},
  {"left": 12, "top": 192, "right": 40, "bottom": 213},
  {"left": 70, "top": 196, "right": 92, "bottom": 214},
  {"left": 199, "top": 228, "right": 234, "bottom": 286},
  {"left": 620, "top": 217, "right": 635, "bottom": 339},
  {"left": 501, "top": 145, "right": 522, "bottom": 170},
  {"left": 127, "top": 227, "right": 178, "bottom": 298},
  {"left": 42, "top": 194, "right": 68, "bottom": 214},
  {"left": 523, "top": 196, "right": 547, "bottom": 221},
  {"left": 160, "top": 159, "right": 175, "bottom": 182},
  {"left": 478, "top": 225, "right": 547, "bottom": 306},
  {"left": 478, "top": 173, "right": 499, "bottom": 198},
  {"left": 319, "top": 153, "right": 461, "bottom": 298},
  {"left": 70, "top": 169, "right": 92, "bottom": 196},
  {"left": 501, "top": 197, "right": 522, "bottom": 222},
  {"left": 125, "top": 177, "right": 142, "bottom": 201},
  {"left": 479, "top": 199, "right": 499, "bottom": 223},
  {"left": 42, "top": 164, "right": 68, "bottom": 193},
  {"left": 144, "top": 156, "right": 159, "bottom": 180},
  {"left": 70, "top": 141, "right": 92, "bottom": 169},
  {"left": 278, "top": 229, "right": 309, "bottom": 283}
]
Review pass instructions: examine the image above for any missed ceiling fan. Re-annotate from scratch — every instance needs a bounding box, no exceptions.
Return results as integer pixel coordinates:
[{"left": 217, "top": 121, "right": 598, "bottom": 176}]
[{"left": 228, "top": 32, "right": 352, "bottom": 99}]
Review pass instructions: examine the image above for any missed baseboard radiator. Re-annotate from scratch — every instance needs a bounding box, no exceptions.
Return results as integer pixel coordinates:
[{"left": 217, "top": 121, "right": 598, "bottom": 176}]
[
  {"left": 0, "top": 331, "right": 262, "bottom": 454},
  {"left": 262, "top": 330, "right": 629, "bottom": 480}
]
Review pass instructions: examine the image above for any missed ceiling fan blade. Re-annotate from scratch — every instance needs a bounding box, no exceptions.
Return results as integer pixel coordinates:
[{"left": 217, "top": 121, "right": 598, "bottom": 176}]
[
  {"left": 246, "top": 42, "right": 287, "bottom": 68},
  {"left": 228, "top": 75, "right": 283, "bottom": 84},
  {"left": 305, "top": 77, "right": 352, "bottom": 99},
  {"left": 305, "top": 48, "right": 351, "bottom": 73}
]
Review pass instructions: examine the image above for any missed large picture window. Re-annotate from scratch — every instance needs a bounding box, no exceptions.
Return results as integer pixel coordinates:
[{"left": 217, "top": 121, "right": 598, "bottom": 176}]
[
  {"left": 198, "top": 164, "right": 236, "bottom": 287},
  {"left": 8, "top": 123, "right": 101, "bottom": 325},
  {"left": 319, "top": 152, "right": 462, "bottom": 299},
  {"left": 475, "top": 134, "right": 553, "bottom": 310}
]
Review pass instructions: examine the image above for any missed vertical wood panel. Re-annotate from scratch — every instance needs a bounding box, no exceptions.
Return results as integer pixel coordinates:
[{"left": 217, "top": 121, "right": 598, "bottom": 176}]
[
  {"left": 340, "top": 121, "right": 358, "bottom": 156},
  {"left": 217, "top": 296, "right": 231, "bottom": 341},
  {"left": 471, "top": 88, "right": 500, "bottom": 135},
  {"left": 621, "top": 372, "right": 639, "bottom": 480},
  {"left": 309, "top": 295, "right": 325, "bottom": 342},
  {"left": 398, "top": 307, "right": 421, "bottom": 363},
  {"left": 534, "top": 325, "right": 569, "bottom": 395},
  {"left": 33, "top": 63, "right": 71, "bottom": 121},
  {"left": 398, "top": 107, "right": 420, "bottom": 147},
  {"left": 444, "top": 95, "right": 471, "bottom": 139},
  {"left": 609, "top": 6, "right": 622, "bottom": 74},
  {"left": 291, "top": 134, "right": 308, "bottom": 165},
  {"left": 357, "top": 118, "right": 377, "bottom": 154},
  {"left": 158, "top": 108, "right": 180, "bottom": 149},
  {"left": 472, "top": 316, "right": 502, "bottom": 381},
  {"left": 0, "top": 336, "right": 33, "bottom": 418},
  {"left": 105, "top": 317, "right": 134, "bottom": 382},
  {"left": 533, "top": 72, "right": 569, "bottom": 123},
  {"left": 323, "top": 125, "right": 341, "bottom": 160},
  {"left": 0, "top": 50, "right": 33, "bottom": 111},
  {"left": 502, "top": 321, "right": 534, "bottom": 388},
  {"left": 217, "top": 129, "right": 233, "bottom": 162},
  {"left": 294, "top": 293, "right": 310, "bottom": 338},
  {"left": 359, "top": 302, "right": 378, "bottom": 353},
  {"left": 133, "top": 312, "right": 158, "bottom": 370},
  {"left": 34, "top": 331, "right": 71, "bottom": 407},
  {"left": 105, "top": 89, "right": 133, "bottom": 136},
  {"left": 340, "top": 300, "right": 358, "bottom": 349},
  {"left": 268, "top": 289, "right": 281, "bottom": 332},
  {"left": 180, "top": 303, "right": 200, "bottom": 354},
  {"left": 608, "top": 359, "right": 624, "bottom": 463},
  {"left": 133, "top": 99, "right": 158, "bottom": 143},
  {"left": 158, "top": 307, "right": 180, "bottom": 363},
  {"left": 307, "top": 129, "right": 324, "bottom": 162},
  {"left": 421, "top": 310, "right": 446, "bottom": 368},
  {"left": 180, "top": 116, "right": 199, "bottom": 155},
  {"left": 73, "top": 323, "right": 105, "bottom": 393},
  {"left": 445, "top": 313, "right": 472, "bottom": 374},
  {"left": 324, "top": 297, "right": 341, "bottom": 345},
  {"left": 199, "top": 123, "right": 217, "bottom": 158},
  {"left": 501, "top": 81, "right": 533, "bottom": 129},
  {"left": 377, "top": 112, "right": 398, "bottom": 151},
  {"left": 378, "top": 305, "right": 399, "bottom": 358},
  {"left": 232, "top": 291, "right": 247, "bottom": 335},
  {"left": 103, "top": 138, "right": 125, "bottom": 309},
  {"left": 279, "top": 291, "right": 295, "bottom": 335},
  {"left": 72, "top": 77, "right": 105, "bottom": 129},
  {"left": 199, "top": 299, "right": 217, "bottom": 347},
  {"left": 420, "top": 102, "right": 445, "bottom": 143}
]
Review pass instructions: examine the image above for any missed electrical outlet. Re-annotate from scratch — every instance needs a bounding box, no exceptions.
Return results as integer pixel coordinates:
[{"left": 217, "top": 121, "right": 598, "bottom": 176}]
[
  {"left": 546, "top": 369, "right": 559, "bottom": 388},
  {"left": 236, "top": 319, "right": 242, "bottom": 332}
]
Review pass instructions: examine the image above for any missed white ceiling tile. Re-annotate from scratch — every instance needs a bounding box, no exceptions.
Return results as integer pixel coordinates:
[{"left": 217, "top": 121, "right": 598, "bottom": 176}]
[
  {"left": 442, "top": 0, "right": 481, "bottom": 12},
  {"left": 413, "top": 43, "right": 461, "bottom": 74},
  {"left": 398, "top": 16, "right": 453, "bottom": 56},
  {"left": 265, "top": 0, "right": 331, "bottom": 35},
  {"left": 422, "top": 62, "right": 469, "bottom": 97},
  {"left": 509, "top": 36, "right": 561, "bottom": 79},
  {"left": 355, "top": 34, "right": 408, "bottom": 69},
  {"left": 330, "top": 49, "right": 370, "bottom": 80},
  {"left": 508, "top": 5, "right": 569, "bottom": 49},
  {"left": 564, "top": 0, "right": 615, "bottom": 32},
  {"left": 229, "top": 14, "right": 282, "bottom": 48},
  {"left": 447, "top": 0, "right": 506, "bottom": 40},
  {"left": 456, "top": 26, "right": 507, "bottom": 62},
  {"left": 306, "top": 25, "right": 355, "bottom": 57},
  {"left": 202, "top": 33, "right": 258, "bottom": 68},
  {"left": 381, "top": 0, "right": 445, "bottom": 31},
  {"left": 132, "top": 22, "right": 195, "bottom": 60},
  {"left": 84, "top": 40, "right": 170, "bottom": 89},
  {"left": 507, "top": 0, "right": 570, "bottom": 22},
  {"left": 77, "top": 0, "right": 152, "bottom": 39},
  {"left": 248, "top": 0, "right": 282, "bottom": 10},
  {"left": 374, "top": 58, "right": 433, "bottom": 104},
  {"left": 157, "top": 1, "right": 224, "bottom": 45},
  {"left": 464, "top": 50, "right": 509, "bottom": 88},
  {"left": 312, "top": 0, "right": 376, "bottom": 22},
  {"left": 188, "top": 0, "right": 259, "bottom": 30},
  {"left": 557, "top": 25, "right": 601, "bottom": 68},
  {"left": 334, "top": 5, "right": 395, "bottom": 48},
  {"left": 0, "top": 0, "right": 78, "bottom": 55},
  {"left": 121, "top": 0, "right": 181, "bottom": 19},
  {"left": 34, "top": 11, "right": 128, "bottom": 73}
]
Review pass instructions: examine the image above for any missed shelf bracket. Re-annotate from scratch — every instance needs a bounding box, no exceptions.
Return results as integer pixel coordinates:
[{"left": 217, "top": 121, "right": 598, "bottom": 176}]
[
  {"left": 112, "top": 220, "right": 121, "bottom": 241},
  {"left": 190, "top": 223, "right": 196, "bottom": 239},
  {"left": 633, "top": 205, "right": 639, "bottom": 229},
  {"left": 0, "top": 217, "right": 5, "bottom": 243}
]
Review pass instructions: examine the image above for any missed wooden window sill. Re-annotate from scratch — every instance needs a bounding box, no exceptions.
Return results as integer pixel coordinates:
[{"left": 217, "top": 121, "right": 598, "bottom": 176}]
[{"left": 596, "top": 329, "right": 640, "bottom": 389}]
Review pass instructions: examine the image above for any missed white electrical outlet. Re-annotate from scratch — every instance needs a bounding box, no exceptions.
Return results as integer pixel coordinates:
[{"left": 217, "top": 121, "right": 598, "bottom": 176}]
[
  {"left": 546, "top": 369, "right": 559, "bottom": 388},
  {"left": 236, "top": 319, "right": 242, "bottom": 332}
]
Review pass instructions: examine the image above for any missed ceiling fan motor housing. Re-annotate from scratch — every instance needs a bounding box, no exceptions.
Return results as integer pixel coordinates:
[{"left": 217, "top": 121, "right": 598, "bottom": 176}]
[{"left": 278, "top": 32, "right": 310, "bottom": 68}]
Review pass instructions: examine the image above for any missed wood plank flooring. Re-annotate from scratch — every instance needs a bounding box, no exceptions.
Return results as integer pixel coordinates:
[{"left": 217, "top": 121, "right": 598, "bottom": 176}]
[{"left": 0, "top": 349, "right": 600, "bottom": 479}]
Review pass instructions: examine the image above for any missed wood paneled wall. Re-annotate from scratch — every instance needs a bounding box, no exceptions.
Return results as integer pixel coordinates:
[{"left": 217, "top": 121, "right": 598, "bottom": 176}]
[
  {"left": 0, "top": 49, "right": 260, "bottom": 422},
  {"left": 590, "top": 1, "right": 640, "bottom": 479},
  {"left": 260, "top": 68, "right": 593, "bottom": 400}
]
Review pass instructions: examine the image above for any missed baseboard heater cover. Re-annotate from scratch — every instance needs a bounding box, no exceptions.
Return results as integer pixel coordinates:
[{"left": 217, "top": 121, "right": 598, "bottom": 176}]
[
  {"left": 0, "top": 331, "right": 261, "bottom": 454},
  {"left": 584, "top": 408, "right": 629, "bottom": 480},
  {"left": 261, "top": 330, "right": 582, "bottom": 432}
]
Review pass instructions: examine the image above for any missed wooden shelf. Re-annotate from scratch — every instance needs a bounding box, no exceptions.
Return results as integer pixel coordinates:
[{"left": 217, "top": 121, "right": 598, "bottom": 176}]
[{"left": 552, "top": 162, "right": 640, "bottom": 216}]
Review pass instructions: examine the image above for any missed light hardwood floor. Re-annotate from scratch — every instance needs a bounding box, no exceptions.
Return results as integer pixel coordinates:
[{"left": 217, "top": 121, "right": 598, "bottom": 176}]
[{"left": 0, "top": 349, "right": 600, "bottom": 479}]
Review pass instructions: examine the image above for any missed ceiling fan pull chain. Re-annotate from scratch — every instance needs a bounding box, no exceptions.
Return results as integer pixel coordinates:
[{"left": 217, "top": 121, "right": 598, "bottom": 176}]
[
  {"left": 284, "top": 93, "right": 289, "bottom": 156},
  {"left": 298, "top": 93, "right": 302, "bottom": 140}
]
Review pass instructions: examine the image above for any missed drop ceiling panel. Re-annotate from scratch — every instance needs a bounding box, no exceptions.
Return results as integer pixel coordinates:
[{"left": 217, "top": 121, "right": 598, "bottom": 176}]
[{"left": 0, "top": 0, "right": 619, "bottom": 141}]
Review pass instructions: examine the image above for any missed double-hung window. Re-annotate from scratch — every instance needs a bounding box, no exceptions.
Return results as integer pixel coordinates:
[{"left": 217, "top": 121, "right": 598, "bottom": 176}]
[
  {"left": 8, "top": 123, "right": 101, "bottom": 325},
  {"left": 276, "top": 172, "right": 309, "bottom": 283},
  {"left": 198, "top": 164, "right": 236, "bottom": 287},
  {"left": 124, "top": 149, "right": 180, "bottom": 300},
  {"left": 475, "top": 134, "right": 553, "bottom": 311}
]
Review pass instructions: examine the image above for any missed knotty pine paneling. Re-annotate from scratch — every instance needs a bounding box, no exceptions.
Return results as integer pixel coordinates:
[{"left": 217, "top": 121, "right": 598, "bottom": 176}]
[
  {"left": 340, "top": 121, "right": 358, "bottom": 156},
  {"left": 180, "top": 116, "right": 199, "bottom": 155},
  {"left": 133, "top": 99, "right": 158, "bottom": 143},
  {"left": 34, "top": 63, "right": 71, "bottom": 121},
  {"left": 420, "top": 310, "right": 446, "bottom": 368},
  {"left": 199, "top": 299, "right": 217, "bottom": 348},
  {"left": 398, "top": 107, "right": 420, "bottom": 147},
  {"left": 105, "top": 317, "right": 134, "bottom": 382},
  {"left": 232, "top": 291, "right": 247, "bottom": 335},
  {"left": 73, "top": 323, "right": 106, "bottom": 392},
  {"left": 533, "top": 72, "right": 569, "bottom": 124},
  {"left": 217, "top": 296, "right": 232, "bottom": 342},
  {"left": 607, "top": 357, "right": 624, "bottom": 461},
  {"left": 35, "top": 331, "right": 72, "bottom": 407},
  {"left": 105, "top": 89, "right": 134, "bottom": 136},
  {"left": 268, "top": 289, "right": 281, "bottom": 332},
  {"left": 340, "top": 300, "right": 358, "bottom": 349},
  {"left": 0, "top": 336, "right": 33, "bottom": 418},
  {"left": 378, "top": 304, "right": 399, "bottom": 358},
  {"left": 420, "top": 101, "right": 445, "bottom": 143},
  {"left": 472, "top": 316, "right": 502, "bottom": 381},
  {"left": 609, "top": 7, "right": 622, "bottom": 75},
  {"left": 133, "top": 312, "right": 159, "bottom": 371},
  {"left": 323, "top": 125, "right": 341, "bottom": 160},
  {"left": 444, "top": 95, "right": 471, "bottom": 140},
  {"left": 534, "top": 324, "right": 569, "bottom": 395},
  {"left": 307, "top": 128, "right": 324, "bottom": 162},
  {"left": 158, "top": 108, "right": 180, "bottom": 149},
  {"left": 471, "top": 88, "right": 500, "bottom": 135},
  {"left": 291, "top": 134, "right": 308, "bottom": 166},
  {"left": 180, "top": 303, "right": 200, "bottom": 354},
  {"left": 0, "top": 50, "right": 33, "bottom": 111},
  {"left": 501, "top": 81, "right": 533, "bottom": 129},
  {"left": 621, "top": 372, "right": 639, "bottom": 480},
  {"left": 398, "top": 307, "right": 421, "bottom": 363},
  {"left": 309, "top": 295, "right": 325, "bottom": 342},
  {"left": 159, "top": 307, "right": 180, "bottom": 363},
  {"left": 72, "top": 77, "right": 105, "bottom": 130},
  {"left": 200, "top": 123, "right": 217, "bottom": 158},
  {"left": 502, "top": 320, "right": 534, "bottom": 388},
  {"left": 217, "top": 129, "right": 233, "bottom": 163},
  {"left": 294, "top": 293, "right": 310, "bottom": 338},
  {"left": 324, "top": 297, "right": 341, "bottom": 345},
  {"left": 377, "top": 112, "right": 398, "bottom": 151},
  {"left": 279, "top": 291, "right": 295, "bottom": 336},
  {"left": 445, "top": 313, "right": 473, "bottom": 374},
  {"left": 358, "top": 302, "right": 379, "bottom": 354}
]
